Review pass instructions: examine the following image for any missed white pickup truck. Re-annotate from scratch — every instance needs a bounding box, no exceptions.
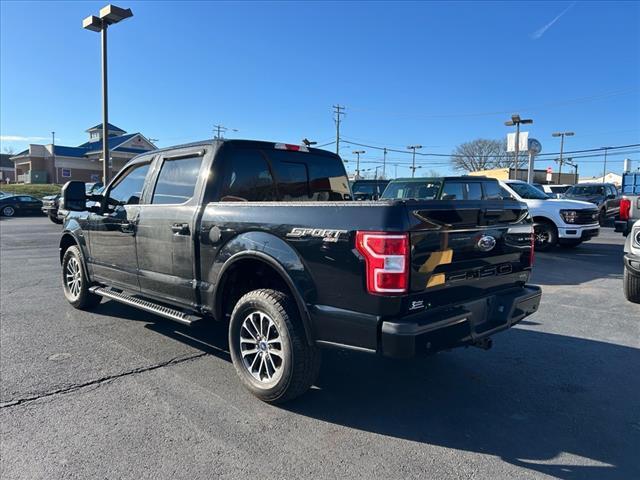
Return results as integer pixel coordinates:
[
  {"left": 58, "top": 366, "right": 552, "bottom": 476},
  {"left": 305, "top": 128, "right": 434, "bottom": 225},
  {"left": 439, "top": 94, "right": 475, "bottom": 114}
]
[{"left": 500, "top": 180, "right": 600, "bottom": 251}]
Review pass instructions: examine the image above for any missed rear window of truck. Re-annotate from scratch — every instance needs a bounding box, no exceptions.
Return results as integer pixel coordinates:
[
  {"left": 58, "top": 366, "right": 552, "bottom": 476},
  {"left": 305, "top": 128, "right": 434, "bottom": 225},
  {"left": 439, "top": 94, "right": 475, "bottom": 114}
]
[{"left": 219, "top": 148, "right": 350, "bottom": 202}]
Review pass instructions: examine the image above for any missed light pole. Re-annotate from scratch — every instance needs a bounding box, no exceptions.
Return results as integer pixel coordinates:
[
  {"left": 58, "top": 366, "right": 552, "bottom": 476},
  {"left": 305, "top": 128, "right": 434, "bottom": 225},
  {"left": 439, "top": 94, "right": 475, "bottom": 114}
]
[
  {"left": 374, "top": 165, "right": 382, "bottom": 180},
  {"left": 602, "top": 147, "right": 611, "bottom": 183},
  {"left": 505, "top": 114, "right": 533, "bottom": 180},
  {"left": 52, "top": 131, "right": 57, "bottom": 184},
  {"left": 382, "top": 148, "right": 387, "bottom": 179},
  {"left": 407, "top": 145, "right": 422, "bottom": 178},
  {"left": 352, "top": 150, "right": 365, "bottom": 179},
  {"left": 552, "top": 131, "right": 574, "bottom": 181},
  {"left": 83, "top": 4, "right": 133, "bottom": 185}
]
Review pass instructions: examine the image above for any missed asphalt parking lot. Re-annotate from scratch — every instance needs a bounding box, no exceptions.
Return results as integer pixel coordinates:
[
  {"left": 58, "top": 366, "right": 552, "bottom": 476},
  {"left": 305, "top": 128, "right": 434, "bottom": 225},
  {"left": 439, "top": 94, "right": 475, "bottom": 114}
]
[{"left": 1, "top": 216, "right": 638, "bottom": 480}]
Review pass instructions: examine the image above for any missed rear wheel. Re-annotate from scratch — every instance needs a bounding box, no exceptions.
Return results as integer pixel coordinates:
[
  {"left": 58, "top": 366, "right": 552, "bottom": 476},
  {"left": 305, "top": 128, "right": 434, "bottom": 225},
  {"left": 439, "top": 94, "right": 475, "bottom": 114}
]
[
  {"left": 229, "top": 289, "right": 320, "bottom": 403},
  {"left": 62, "top": 246, "right": 101, "bottom": 309},
  {"left": 623, "top": 266, "right": 640, "bottom": 304},
  {"left": 2, "top": 205, "right": 15, "bottom": 217},
  {"left": 533, "top": 221, "right": 557, "bottom": 252},
  {"left": 598, "top": 208, "right": 607, "bottom": 226}
]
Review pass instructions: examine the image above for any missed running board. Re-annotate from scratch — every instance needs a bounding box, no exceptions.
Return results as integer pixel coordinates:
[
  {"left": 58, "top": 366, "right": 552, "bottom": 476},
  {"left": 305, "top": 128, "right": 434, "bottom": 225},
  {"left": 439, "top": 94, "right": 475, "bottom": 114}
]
[{"left": 90, "top": 287, "right": 203, "bottom": 326}]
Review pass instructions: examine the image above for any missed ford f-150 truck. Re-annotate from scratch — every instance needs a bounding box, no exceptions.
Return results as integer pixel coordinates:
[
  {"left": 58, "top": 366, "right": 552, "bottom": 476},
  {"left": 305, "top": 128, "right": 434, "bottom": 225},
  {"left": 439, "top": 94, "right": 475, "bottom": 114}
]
[{"left": 59, "top": 139, "right": 541, "bottom": 403}]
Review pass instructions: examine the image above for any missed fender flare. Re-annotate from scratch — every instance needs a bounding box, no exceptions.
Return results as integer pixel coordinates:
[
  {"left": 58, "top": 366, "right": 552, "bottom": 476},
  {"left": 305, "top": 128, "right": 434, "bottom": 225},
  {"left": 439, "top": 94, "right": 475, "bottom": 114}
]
[{"left": 213, "top": 249, "right": 316, "bottom": 345}]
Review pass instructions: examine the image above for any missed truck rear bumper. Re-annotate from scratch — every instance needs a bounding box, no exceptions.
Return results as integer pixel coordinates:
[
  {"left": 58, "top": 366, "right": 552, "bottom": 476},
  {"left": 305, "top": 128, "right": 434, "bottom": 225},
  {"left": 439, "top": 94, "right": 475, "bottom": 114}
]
[{"left": 380, "top": 285, "right": 542, "bottom": 358}]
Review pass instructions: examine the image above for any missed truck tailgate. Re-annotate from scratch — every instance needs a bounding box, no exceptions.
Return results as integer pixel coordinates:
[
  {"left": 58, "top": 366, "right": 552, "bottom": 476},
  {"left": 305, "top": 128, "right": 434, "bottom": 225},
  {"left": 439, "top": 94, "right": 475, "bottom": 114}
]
[{"left": 406, "top": 200, "right": 532, "bottom": 310}]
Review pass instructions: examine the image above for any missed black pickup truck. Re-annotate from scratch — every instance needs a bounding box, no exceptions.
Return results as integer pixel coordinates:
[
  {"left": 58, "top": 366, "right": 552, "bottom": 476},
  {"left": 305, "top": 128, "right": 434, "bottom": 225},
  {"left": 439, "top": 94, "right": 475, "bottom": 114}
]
[{"left": 59, "top": 139, "right": 541, "bottom": 403}]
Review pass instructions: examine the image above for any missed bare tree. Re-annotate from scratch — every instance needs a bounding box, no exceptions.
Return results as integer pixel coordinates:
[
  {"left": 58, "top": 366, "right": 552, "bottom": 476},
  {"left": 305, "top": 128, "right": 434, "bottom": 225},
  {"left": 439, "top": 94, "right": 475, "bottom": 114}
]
[
  {"left": 3, "top": 146, "right": 16, "bottom": 155},
  {"left": 450, "top": 138, "right": 512, "bottom": 172}
]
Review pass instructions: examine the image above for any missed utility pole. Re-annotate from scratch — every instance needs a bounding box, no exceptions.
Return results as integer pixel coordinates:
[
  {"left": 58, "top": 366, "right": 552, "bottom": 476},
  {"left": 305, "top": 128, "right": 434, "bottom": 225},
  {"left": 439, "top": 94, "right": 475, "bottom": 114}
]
[
  {"left": 213, "top": 124, "right": 238, "bottom": 140},
  {"left": 352, "top": 150, "right": 365, "bottom": 179},
  {"left": 505, "top": 114, "right": 533, "bottom": 180},
  {"left": 333, "top": 105, "right": 345, "bottom": 155},
  {"left": 382, "top": 148, "right": 387, "bottom": 179},
  {"left": 552, "top": 131, "right": 574, "bottom": 182},
  {"left": 393, "top": 164, "right": 399, "bottom": 178},
  {"left": 52, "top": 131, "right": 57, "bottom": 184},
  {"left": 407, "top": 145, "right": 422, "bottom": 178},
  {"left": 602, "top": 147, "right": 611, "bottom": 183}
]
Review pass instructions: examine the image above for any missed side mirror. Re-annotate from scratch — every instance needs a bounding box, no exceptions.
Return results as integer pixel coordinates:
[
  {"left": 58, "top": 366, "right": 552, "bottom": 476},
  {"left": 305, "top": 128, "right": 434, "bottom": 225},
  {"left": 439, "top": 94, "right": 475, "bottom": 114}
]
[{"left": 61, "top": 181, "right": 87, "bottom": 211}]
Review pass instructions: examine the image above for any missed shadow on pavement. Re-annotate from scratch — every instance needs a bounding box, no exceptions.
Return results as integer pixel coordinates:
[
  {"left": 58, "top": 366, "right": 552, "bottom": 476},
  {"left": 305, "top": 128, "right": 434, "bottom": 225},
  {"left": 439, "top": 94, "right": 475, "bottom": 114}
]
[
  {"left": 532, "top": 240, "right": 624, "bottom": 286},
  {"left": 93, "top": 300, "right": 639, "bottom": 480}
]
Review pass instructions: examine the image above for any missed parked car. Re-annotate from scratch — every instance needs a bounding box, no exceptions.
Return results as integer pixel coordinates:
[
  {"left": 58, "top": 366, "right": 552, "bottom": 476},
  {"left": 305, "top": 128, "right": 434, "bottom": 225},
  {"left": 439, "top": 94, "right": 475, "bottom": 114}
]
[
  {"left": 59, "top": 139, "right": 540, "bottom": 403},
  {"left": 564, "top": 183, "right": 621, "bottom": 224},
  {"left": 380, "top": 176, "right": 510, "bottom": 201},
  {"left": 0, "top": 194, "right": 44, "bottom": 217},
  {"left": 43, "top": 182, "right": 103, "bottom": 224},
  {"left": 500, "top": 180, "right": 600, "bottom": 251},
  {"left": 623, "top": 219, "right": 640, "bottom": 303},
  {"left": 615, "top": 172, "right": 640, "bottom": 236},
  {"left": 349, "top": 179, "right": 389, "bottom": 200}
]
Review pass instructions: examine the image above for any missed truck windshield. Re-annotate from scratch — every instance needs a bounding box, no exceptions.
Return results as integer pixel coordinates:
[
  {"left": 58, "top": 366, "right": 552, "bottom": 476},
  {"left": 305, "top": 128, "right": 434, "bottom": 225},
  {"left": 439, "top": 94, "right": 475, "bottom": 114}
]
[
  {"left": 566, "top": 185, "right": 605, "bottom": 196},
  {"left": 507, "top": 182, "right": 550, "bottom": 200},
  {"left": 381, "top": 181, "right": 442, "bottom": 200}
]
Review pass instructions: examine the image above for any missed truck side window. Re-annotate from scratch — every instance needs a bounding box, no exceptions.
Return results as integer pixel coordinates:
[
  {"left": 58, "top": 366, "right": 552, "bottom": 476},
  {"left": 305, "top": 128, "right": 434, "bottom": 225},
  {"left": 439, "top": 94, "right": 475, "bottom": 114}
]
[
  {"left": 108, "top": 162, "right": 150, "bottom": 206},
  {"left": 220, "top": 152, "right": 276, "bottom": 202},
  {"left": 151, "top": 155, "right": 203, "bottom": 205},
  {"left": 467, "top": 182, "right": 483, "bottom": 200},
  {"left": 483, "top": 181, "right": 506, "bottom": 200},
  {"left": 441, "top": 182, "right": 465, "bottom": 200}
]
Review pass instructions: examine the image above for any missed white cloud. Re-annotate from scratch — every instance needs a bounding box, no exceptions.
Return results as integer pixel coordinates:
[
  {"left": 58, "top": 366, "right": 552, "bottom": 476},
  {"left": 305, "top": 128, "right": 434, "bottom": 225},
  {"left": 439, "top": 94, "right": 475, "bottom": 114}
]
[
  {"left": 531, "top": 2, "right": 576, "bottom": 40},
  {"left": 0, "top": 135, "right": 50, "bottom": 142}
]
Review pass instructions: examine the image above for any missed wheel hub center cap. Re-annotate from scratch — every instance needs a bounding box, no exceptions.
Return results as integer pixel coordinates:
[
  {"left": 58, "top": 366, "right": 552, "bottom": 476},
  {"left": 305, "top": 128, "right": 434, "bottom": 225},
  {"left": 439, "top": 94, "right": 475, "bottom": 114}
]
[{"left": 258, "top": 340, "right": 268, "bottom": 352}]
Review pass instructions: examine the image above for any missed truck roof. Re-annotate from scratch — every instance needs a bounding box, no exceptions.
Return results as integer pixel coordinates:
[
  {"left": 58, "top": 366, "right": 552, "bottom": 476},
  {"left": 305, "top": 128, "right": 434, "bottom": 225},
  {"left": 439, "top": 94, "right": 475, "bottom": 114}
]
[
  {"left": 136, "top": 138, "right": 340, "bottom": 158},
  {"left": 388, "top": 176, "right": 491, "bottom": 182}
]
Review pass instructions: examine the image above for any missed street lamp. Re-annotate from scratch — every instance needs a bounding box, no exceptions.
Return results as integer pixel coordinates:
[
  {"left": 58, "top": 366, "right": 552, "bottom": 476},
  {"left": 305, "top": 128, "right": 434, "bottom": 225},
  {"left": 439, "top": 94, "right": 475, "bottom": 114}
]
[
  {"left": 505, "top": 114, "right": 533, "bottom": 180},
  {"left": 552, "top": 131, "right": 574, "bottom": 181},
  {"left": 407, "top": 145, "right": 422, "bottom": 178},
  {"left": 83, "top": 4, "right": 133, "bottom": 184},
  {"left": 352, "top": 150, "right": 365, "bottom": 179}
]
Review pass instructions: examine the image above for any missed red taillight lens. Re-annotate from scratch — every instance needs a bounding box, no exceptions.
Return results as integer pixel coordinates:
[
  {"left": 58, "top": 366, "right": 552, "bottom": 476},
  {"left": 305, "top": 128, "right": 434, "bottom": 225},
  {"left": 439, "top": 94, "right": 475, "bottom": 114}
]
[
  {"left": 356, "top": 231, "right": 409, "bottom": 295},
  {"left": 620, "top": 198, "right": 631, "bottom": 221}
]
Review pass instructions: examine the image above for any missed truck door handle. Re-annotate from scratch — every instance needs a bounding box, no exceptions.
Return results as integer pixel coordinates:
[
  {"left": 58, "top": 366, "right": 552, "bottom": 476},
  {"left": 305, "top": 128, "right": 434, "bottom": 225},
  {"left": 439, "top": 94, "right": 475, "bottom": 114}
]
[
  {"left": 484, "top": 209, "right": 503, "bottom": 217},
  {"left": 171, "top": 223, "right": 190, "bottom": 235},
  {"left": 120, "top": 222, "right": 135, "bottom": 234}
]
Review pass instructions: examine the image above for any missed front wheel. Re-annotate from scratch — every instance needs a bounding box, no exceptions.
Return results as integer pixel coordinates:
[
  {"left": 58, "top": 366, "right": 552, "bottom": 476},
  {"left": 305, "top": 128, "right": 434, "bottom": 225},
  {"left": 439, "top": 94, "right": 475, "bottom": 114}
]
[
  {"left": 62, "top": 246, "right": 102, "bottom": 309},
  {"left": 2, "top": 205, "right": 15, "bottom": 217},
  {"left": 229, "top": 289, "right": 321, "bottom": 404},
  {"left": 623, "top": 266, "right": 640, "bottom": 304},
  {"left": 533, "top": 221, "right": 558, "bottom": 252}
]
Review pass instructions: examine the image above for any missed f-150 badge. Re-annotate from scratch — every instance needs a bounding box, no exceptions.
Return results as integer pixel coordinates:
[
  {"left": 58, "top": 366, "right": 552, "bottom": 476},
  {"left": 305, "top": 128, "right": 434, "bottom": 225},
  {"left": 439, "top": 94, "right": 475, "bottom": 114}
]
[{"left": 286, "top": 228, "right": 348, "bottom": 243}]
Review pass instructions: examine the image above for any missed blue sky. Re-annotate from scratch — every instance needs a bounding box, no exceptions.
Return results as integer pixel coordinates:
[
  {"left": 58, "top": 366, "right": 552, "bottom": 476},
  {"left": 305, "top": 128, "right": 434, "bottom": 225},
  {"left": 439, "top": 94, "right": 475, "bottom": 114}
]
[{"left": 1, "top": 0, "right": 639, "bottom": 178}]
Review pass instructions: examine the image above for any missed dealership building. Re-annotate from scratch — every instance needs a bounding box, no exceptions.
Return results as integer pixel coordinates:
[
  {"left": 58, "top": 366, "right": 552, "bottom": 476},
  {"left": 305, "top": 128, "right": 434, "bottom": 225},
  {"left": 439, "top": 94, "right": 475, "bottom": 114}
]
[{"left": 10, "top": 123, "right": 156, "bottom": 184}]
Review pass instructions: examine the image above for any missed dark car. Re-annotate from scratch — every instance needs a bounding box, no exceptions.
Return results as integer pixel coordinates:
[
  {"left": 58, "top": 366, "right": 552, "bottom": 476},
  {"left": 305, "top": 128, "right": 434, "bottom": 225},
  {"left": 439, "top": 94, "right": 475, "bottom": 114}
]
[
  {"left": 43, "top": 182, "right": 103, "bottom": 224},
  {"left": 59, "top": 139, "right": 539, "bottom": 403},
  {"left": 349, "top": 179, "right": 389, "bottom": 200},
  {"left": 564, "top": 183, "right": 620, "bottom": 224},
  {"left": 0, "top": 195, "right": 44, "bottom": 217},
  {"left": 381, "top": 176, "right": 511, "bottom": 201}
]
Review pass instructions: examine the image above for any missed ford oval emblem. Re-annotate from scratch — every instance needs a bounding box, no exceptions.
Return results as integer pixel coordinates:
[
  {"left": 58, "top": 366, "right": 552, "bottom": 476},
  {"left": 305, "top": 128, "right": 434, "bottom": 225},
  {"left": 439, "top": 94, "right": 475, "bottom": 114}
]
[{"left": 477, "top": 235, "right": 497, "bottom": 252}]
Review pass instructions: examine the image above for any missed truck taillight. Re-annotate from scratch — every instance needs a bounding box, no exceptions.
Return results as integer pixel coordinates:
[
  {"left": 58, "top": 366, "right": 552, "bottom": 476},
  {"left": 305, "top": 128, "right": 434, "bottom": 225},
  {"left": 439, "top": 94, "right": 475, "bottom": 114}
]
[
  {"left": 274, "top": 143, "right": 309, "bottom": 152},
  {"left": 355, "top": 232, "right": 409, "bottom": 295},
  {"left": 620, "top": 198, "right": 631, "bottom": 221}
]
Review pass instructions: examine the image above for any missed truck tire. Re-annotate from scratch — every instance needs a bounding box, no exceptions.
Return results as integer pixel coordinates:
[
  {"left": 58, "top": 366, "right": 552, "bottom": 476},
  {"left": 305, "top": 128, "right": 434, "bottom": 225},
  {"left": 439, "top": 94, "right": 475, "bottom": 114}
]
[
  {"left": 229, "top": 288, "right": 321, "bottom": 403},
  {"left": 599, "top": 208, "right": 607, "bottom": 226},
  {"left": 49, "top": 214, "right": 63, "bottom": 224},
  {"left": 62, "top": 246, "right": 102, "bottom": 310},
  {"left": 623, "top": 266, "right": 640, "bottom": 304},
  {"left": 533, "top": 221, "right": 557, "bottom": 252}
]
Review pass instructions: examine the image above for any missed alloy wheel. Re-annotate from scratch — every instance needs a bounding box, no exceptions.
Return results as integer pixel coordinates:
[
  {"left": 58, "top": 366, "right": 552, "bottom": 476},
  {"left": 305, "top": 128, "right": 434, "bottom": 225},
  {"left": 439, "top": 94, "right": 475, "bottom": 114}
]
[
  {"left": 239, "top": 311, "right": 284, "bottom": 383},
  {"left": 65, "top": 257, "right": 82, "bottom": 299}
]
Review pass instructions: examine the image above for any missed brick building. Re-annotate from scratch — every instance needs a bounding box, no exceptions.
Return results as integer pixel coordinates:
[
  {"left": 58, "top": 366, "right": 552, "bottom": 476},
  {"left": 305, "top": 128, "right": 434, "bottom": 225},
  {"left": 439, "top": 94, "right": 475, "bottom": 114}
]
[{"left": 10, "top": 123, "right": 156, "bottom": 184}]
